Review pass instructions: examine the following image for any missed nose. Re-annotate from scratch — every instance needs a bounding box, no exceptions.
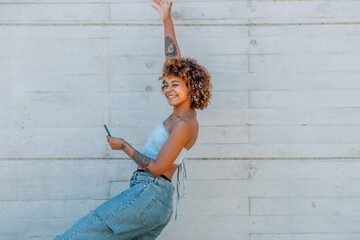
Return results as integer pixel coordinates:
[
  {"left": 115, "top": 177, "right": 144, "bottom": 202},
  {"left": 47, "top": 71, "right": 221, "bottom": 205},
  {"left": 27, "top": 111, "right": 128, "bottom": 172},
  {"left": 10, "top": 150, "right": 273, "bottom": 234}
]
[{"left": 163, "top": 86, "right": 174, "bottom": 92}]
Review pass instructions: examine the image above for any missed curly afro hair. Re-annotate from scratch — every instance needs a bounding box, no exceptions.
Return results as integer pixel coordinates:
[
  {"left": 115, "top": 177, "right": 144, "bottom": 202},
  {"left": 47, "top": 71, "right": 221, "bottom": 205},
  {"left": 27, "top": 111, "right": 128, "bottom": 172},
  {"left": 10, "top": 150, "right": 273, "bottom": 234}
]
[{"left": 159, "top": 57, "right": 212, "bottom": 110}]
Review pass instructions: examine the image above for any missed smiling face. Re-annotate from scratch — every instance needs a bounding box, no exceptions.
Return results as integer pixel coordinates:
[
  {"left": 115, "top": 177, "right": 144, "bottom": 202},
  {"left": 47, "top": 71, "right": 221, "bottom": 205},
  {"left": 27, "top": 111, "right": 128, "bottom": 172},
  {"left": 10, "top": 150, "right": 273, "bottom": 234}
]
[{"left": 162, "top": 75, "right": 191, "bottom": 107}]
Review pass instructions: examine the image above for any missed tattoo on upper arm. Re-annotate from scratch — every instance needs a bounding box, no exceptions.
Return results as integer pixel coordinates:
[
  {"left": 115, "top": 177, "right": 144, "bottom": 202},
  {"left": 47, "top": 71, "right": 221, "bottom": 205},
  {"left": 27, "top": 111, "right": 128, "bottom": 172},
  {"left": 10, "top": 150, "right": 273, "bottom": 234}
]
[
  {"left": 132, "top": 150, "right": 152, "bottom": 168},
  {"left": 165, "top": 36, "right": 178, "bottom": 57}
]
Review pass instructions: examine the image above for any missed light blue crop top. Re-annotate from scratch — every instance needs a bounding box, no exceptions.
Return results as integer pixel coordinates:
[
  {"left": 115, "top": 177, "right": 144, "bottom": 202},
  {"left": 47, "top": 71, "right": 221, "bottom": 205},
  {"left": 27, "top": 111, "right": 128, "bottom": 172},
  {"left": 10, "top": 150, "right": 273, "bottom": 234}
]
[
  {"left": 142, "top": 121, "right": 188, "bottom": 165},
  {"left": 132, "top": 121, "right": 188, "bottom": 220}
]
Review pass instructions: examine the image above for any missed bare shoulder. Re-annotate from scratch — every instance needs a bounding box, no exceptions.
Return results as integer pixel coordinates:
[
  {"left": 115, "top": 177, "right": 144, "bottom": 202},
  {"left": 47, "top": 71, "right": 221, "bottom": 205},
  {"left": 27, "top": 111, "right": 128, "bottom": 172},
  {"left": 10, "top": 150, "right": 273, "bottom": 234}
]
[
  {"left": 171, "top": 117, "right": 198, "bottom": 150},
  {"left": 173, "top": 116, "right": 198, "bottom": 133}
]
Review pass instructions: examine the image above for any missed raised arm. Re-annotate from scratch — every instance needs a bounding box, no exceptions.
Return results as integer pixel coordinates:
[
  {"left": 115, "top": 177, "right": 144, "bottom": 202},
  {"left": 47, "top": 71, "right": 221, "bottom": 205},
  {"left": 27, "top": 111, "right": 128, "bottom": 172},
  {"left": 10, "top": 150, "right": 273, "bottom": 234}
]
[{"left": 152, "top": 0, "right": 181, "bottom": 58}]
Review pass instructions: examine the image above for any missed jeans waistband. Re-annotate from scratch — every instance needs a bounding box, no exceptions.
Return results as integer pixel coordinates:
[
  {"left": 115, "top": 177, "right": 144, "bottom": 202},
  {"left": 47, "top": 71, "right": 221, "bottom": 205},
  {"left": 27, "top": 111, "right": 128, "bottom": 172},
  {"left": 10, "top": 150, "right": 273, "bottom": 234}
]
[
  {"left": 133, "top": 170, "right": 174, "bottom": 193},
  {"left": 135, "top": 169, "right": 171, "bottom": 182}
]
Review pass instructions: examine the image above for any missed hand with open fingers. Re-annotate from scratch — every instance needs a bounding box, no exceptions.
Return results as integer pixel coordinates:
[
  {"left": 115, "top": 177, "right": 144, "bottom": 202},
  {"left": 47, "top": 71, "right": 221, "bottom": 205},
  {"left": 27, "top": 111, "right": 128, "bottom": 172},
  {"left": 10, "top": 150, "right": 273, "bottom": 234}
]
[
  {"left": 106, "top": 135, "right": 126, "bottom": 150},
  {"left": 152, "top": 0, "right": 174, "bottom": 23}
]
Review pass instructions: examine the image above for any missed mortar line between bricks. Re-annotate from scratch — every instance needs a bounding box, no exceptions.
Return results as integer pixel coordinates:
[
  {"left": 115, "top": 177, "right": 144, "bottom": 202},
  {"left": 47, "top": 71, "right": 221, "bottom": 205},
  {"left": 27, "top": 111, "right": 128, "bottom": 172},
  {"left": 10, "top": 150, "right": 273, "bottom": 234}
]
[
  {"left": 1, "top": 22, "right": 360, "bottom": 26},
  {"left": 2, "top": 157, "right": 360, "bottom": 160}
]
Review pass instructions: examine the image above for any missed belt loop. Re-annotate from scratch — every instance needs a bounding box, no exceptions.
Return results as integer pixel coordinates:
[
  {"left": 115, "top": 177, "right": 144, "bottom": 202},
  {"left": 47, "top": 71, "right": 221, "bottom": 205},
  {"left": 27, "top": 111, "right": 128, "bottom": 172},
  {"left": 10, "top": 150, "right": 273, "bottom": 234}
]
[{"left": 154, "top": 176, "right": 158, "bottom": 184}]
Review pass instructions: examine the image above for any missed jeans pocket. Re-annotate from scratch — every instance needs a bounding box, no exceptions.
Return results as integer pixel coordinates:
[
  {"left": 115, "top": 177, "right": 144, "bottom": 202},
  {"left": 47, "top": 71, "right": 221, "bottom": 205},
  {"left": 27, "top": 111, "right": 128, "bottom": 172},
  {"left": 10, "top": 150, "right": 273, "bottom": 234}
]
[{"left": 139, "top": 197, "right": 171, "bottom": 228}]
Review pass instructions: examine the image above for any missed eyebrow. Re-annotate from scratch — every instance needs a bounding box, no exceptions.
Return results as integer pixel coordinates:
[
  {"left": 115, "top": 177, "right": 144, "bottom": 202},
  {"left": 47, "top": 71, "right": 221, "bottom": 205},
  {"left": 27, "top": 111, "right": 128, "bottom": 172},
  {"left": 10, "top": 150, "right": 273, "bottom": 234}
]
[{"left": 164, "top": 80, "right": 180, "bottom": 84}]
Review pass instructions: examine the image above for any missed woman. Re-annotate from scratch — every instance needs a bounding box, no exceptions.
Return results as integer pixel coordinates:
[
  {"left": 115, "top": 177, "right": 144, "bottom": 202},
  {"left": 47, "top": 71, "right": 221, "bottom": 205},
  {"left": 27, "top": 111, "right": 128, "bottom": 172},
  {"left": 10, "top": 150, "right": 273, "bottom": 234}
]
[{"left": 55, "top": 0, "right": 212, "bottom": 239}]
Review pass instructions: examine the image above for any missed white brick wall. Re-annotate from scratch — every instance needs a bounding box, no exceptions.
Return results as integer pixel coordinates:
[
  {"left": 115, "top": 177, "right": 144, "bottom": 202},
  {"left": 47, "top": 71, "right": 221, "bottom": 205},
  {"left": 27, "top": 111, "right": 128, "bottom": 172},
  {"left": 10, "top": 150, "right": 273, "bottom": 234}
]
[{"left": 1, "top": 1, "right": 360, "bottom": 239}]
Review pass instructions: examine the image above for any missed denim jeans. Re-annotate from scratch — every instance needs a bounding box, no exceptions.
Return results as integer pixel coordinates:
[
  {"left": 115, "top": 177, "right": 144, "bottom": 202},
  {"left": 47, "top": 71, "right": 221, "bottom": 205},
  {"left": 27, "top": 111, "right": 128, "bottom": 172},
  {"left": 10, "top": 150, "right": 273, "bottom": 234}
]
[{"left": 54, "top": 170, "right": 174, "bottom": 240}]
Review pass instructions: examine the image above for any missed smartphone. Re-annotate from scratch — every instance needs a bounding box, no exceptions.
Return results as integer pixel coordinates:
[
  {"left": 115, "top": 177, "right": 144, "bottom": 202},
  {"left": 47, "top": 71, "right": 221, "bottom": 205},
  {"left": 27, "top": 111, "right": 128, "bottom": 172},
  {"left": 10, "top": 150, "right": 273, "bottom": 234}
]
[{"left": 104, "top": 124, "right": 111, "bottom": 137}]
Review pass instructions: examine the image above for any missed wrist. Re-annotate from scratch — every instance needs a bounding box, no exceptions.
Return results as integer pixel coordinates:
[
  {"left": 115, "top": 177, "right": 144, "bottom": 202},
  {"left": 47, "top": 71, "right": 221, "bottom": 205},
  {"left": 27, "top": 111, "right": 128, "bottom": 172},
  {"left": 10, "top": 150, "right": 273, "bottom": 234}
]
[
  {"left": 118, "top": 138, "right": 126, "bottom": 150},
  {"left": 163, "top": 17, "right": 172, "bottom": 24}
]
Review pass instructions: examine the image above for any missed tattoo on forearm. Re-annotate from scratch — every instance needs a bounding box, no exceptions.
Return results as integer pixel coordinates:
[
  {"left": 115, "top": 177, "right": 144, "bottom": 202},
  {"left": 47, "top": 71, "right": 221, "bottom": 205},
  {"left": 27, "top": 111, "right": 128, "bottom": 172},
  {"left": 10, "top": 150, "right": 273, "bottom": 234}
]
[
  {"left": 121, "top": 143, "right": 126, "bottom": 150},
  {"left": 132, "top": 150, "right": 152, "bottom": 169},
  {"left": 165, "top": 36, "right": 178, "bottom": 57}
]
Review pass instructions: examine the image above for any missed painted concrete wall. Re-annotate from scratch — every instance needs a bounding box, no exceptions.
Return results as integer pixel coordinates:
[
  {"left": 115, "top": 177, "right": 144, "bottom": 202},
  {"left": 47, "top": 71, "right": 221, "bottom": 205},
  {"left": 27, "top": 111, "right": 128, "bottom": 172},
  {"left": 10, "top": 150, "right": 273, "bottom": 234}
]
[{"left": 1, "top": 0, "right": 360, "bottom": 239}]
